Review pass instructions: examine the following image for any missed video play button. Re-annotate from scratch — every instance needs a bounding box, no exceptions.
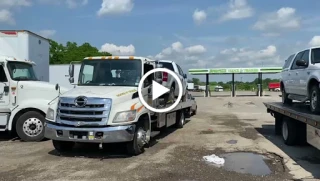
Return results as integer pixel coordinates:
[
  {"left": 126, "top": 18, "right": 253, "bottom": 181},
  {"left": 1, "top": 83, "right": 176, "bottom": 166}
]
[
  {"left": 138, "top": 68, "right": 183, "bottom": 113},
  {"left": 152, "top": 80, "right": 169, "bottom": 100}
]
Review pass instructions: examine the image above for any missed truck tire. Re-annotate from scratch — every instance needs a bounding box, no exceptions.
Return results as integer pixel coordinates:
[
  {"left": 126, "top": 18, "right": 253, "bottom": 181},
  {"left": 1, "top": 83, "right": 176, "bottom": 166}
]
[
  {"left": 282, "top": 117, "right": 297, "bottom": 146},
  {"left": 127, "top": 122, "right": 147, "bottom": 156},
  {"left": 309, "top": 85, "right": 320, "bottom": 114},
  {"left": 16, "top": 111, "right": 45, "bottom": 142},
  {"left": 175, "top": 111, "right": 185, "bottom": 128},
  {"left": 192, "top": 106, "right": 197, "bottom": 115},
  {"left": 52, "top": 140, "right": 75, "bottom": 152},
  {"left": 282, "top": 88, "right": 292, "bottom": 105}
]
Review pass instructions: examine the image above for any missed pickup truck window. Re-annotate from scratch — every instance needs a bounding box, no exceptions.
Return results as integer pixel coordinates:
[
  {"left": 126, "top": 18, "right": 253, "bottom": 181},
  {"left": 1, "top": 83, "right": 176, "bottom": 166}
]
[
  {"left": 283, "top": 54, "right": 294, "bottom": 69},
  {"left": 7, "top": 62, "right": 38, "bottom": 81},
  {"left": 0, "top": 66, "right": 7, "bottom": 82},
  {"left": 291, "top": 51, "right": 305, "bottom": 70},
  {"left": 78, "top": 59, "right": 142, "bottom": 87},
  {"left": 160, "top": 62, "right": 174, "bottom": 71},
  {"left": 311, "top": 48, "right": 320, "bottom": 64}
]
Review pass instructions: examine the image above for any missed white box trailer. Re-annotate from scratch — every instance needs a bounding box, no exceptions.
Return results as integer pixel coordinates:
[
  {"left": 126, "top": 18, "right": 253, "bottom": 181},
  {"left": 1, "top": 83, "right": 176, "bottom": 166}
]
[
  {"left": 187, "top": 83, "right": 194, "bottom": 90},
  {"left": 49, "top": 64, "right": 81, "bottom": 89},
  {"left": 0, "top": 30, "right": 49, "bottom": 82}
]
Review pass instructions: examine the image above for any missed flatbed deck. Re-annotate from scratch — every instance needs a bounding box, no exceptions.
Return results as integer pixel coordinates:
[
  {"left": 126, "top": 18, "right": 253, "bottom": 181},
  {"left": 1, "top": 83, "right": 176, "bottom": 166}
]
[{"left": 264, "top": 102, "right": 320, "bottom": 129}]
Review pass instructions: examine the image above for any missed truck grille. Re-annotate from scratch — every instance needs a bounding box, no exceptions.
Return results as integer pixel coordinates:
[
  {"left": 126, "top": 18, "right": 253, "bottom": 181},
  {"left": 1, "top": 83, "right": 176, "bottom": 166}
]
[{"left": 57, "top": 97, "right": 111, "bottom": 122}]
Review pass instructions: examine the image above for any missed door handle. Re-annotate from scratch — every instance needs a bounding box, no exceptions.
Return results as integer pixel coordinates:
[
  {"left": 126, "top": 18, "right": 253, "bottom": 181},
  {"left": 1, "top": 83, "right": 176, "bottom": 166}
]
[
  {"left": 288, "top": 73, "right": 290, "bottom": 76},
  {"left": 296, "top": 72, "right": 298, "bottom": 74}
]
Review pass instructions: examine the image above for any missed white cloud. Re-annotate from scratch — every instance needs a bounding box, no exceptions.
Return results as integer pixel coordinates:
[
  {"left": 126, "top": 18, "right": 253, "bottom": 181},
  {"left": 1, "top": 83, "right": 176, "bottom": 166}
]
[
  {"left": 97, "top": 0, "right": 133, "bottom": 16},
  {"left": 220, "top": 0, "right": 254, "bottom": 21},
  {"left": 100, "top": 43, "right": 135, "bottom": 55},
  {"left": 66, "top": 0, "right": 88, "bottom": 8},
  {"left": 214, "top": 45, "right": 280, "bottom": 67},
  {"left": 253, "top": 7, "right": 301, "bottom": 34},
  {"left": 309, "top": 36, "right": 320, "bottom": 47},
  {"left": 0, "top": 0, "right": 31, "bottom": 25},
  {"left": 0, "top": 9, "right": 15, "bottom": 25},
  {"left": 0, "top": 0, "right": 31, "bottom": 7},
  {"left": 38, "top": 0, "right": 87, "bottom": 8},
  {"left": 153, "top": 41, "right": 206, "bottom": 60},
  {"left": 39, "top": 30, "right": 56, "bottom": 38},
  {"left": 193, "top": 9, "right": 206, "bottom": 25}
]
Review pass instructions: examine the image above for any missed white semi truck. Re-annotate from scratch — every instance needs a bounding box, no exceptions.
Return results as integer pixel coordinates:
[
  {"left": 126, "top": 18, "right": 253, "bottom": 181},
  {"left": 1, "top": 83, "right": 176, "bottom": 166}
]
[
  {"left": 0, "top": 30, "right": 69, "bottom": 141},
  {"left": 44, "top": 56, "right": 193, "bottom": 155}
]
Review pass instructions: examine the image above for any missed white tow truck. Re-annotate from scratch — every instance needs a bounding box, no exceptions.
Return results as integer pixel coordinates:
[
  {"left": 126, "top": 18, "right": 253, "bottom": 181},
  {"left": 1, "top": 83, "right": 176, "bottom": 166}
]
[
  {"left": 44, "top": 56, "right": 193, "bottom": 155},
  {"left": 0, "top": 56, "right": 69, "bottom": 141}
]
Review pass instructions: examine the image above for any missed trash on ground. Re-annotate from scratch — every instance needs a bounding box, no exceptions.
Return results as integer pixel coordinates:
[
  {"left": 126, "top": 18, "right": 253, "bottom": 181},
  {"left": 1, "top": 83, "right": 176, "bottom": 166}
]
[{"left": 203, "top": 154, "right": 225, "bottom": 167}]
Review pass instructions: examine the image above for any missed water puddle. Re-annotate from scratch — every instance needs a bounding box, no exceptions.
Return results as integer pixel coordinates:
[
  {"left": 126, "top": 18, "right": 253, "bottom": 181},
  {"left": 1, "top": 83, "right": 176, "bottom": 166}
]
[{"left": 220, "top": 152, "right": 271, "bottom": 176}]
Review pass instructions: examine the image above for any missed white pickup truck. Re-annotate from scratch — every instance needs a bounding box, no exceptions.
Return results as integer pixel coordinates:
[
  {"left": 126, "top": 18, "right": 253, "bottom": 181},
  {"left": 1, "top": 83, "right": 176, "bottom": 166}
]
[
  {"left": 157, "top": 60, "right": 188, "bottom": 102},
  {"left": 280, "top": 46, "right": 320, "bottom": 113},
  {"left": 44, "top": 56, "right": 192, "bottom": 155},
  {"left": 0, "top": 55, "right": 68, "bottom": 141}
]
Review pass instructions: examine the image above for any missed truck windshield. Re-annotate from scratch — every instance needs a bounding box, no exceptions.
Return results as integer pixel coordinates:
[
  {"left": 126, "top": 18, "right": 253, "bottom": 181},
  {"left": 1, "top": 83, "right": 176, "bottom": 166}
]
[
  {"left": 7, "top": 62, "right": 38, "bottom": 81},
  {"left": 78, "top": 59, "right": 142, "bottom": 86}
]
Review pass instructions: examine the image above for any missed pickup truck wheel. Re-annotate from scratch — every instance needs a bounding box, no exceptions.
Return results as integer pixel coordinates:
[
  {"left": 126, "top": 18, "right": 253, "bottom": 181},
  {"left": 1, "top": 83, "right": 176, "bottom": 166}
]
[
  {"left": 310, "top": 85, "right": 320, "bottom": 113},
  {"left": 52, "top": 140, "right": 75, "bottom": 152},
  {"left": 16, "top": 111, "right": 45, "bottom": 142},
  {"left": 192, "top": 106, "right": 197, "bottom": 115},
  {"left": 175, "top": 111, "right": 185, "bottom": 128},
  {"left": 282, "top": 117, "right": 297, "bottom": 146},
  {"left": 282, "top": 88, "right": 292, "bottom": 105},
  {"left": 127, "top": 123, "right": 147, "bottom": 156}
]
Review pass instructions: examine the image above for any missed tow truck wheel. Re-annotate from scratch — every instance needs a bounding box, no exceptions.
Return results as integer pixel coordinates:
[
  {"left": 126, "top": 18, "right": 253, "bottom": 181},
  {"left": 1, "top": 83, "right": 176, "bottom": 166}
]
[
  {"left": 310, "top": 85, "right": 320, "bottom": 113},
  {"left": 52, "top": 140, "right": 75, "bottom": 152},
  {"left": 127, "top": 122, "right": 147, "bottom": 156},
  {"left": 282, "top": 88, "right": 292, "bottom": 105},
  {"left": 16, "top": 111, "right": 45, "bottom": 142},
  {"left": 175, "top": 111, "right": 185, "bottom": 128},
  {"left": 281, "top": 117, "right": 297, "bottom": 146}
]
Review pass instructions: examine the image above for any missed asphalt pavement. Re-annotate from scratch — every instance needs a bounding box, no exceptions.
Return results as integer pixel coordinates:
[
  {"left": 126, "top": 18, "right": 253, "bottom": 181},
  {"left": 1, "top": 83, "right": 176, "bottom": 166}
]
[{"left": 0, "top": 91, "right": 319, "bottom": 181}]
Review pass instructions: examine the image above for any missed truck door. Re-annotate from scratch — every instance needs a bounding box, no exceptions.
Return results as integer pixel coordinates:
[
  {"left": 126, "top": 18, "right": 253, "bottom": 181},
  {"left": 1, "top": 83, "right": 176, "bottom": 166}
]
[
  {"left": 0, "top": 64, "right": 10, "bottom": 106},
  {"left": 289, "top": 51, "right": 304, "bottom": 95},
  {"left": 141, "top": 64, "right": 154, "bottom": 108}
]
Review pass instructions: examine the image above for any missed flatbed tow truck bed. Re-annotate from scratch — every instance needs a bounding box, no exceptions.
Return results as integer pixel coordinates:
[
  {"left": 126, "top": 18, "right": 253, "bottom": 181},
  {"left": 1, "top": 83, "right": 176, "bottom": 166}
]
[{"left": 264, "top": 102, "right": 320, "bottom": 150}]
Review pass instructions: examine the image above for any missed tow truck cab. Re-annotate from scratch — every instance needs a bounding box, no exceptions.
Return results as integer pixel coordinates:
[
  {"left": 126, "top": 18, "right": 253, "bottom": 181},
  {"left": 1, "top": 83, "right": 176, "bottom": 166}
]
[
  {"left": 0, "top": 55, "right": 68, "bottom": 141},
  {"left": 44, "top": 56, "right": 164, "bottom": 155}
]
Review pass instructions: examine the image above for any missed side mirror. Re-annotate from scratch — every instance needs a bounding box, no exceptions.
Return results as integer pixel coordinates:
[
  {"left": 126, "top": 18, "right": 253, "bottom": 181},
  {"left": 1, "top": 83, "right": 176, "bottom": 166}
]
[
  {"left": 3, "top": 86, "right": 9, "bottom": 93},
  {"left": 55, "top": 83, "right": 60, "bottom": 91},
  {"left": 183, "top": 74, "right": 187, "bottom": 78},
  {"left": 69, "top": 77, "right": 74, "bottom": 83},
  {"left": 191, "top": 97, "right": 195, "bottom": 100},
  {"left": 69, "top": 63, "right": 74, "bottom": 78},
  {"left": 296, "top": 59, "right": 308, "bottom": 66}
]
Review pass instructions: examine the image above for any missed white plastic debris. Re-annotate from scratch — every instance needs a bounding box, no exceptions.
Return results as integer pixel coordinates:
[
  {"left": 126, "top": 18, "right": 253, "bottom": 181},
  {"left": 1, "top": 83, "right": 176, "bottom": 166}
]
[{"left": 203, "top": 154, "right": 225, "bottom": 166}]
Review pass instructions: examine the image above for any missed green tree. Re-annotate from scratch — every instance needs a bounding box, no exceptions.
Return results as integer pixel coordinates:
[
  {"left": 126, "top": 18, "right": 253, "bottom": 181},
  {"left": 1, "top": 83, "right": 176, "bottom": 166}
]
[{"left": 49, "top": 39, "right": 111, "bottom": 64}]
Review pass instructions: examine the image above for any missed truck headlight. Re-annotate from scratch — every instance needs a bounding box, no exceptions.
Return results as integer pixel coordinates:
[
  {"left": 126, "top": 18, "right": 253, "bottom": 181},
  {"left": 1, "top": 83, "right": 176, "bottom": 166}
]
[
  {"left": 46, "top": 108, "right": 55, "bottom": 121},
  {"left": 113, "top": 110, "right": 136, "bottom": 123}
]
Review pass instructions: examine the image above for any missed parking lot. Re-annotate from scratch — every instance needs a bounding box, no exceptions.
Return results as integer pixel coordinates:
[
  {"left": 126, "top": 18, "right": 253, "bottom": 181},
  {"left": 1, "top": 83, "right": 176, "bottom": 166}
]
[{"left": 0, "top": 91, "right": 319, "bottom": 181}]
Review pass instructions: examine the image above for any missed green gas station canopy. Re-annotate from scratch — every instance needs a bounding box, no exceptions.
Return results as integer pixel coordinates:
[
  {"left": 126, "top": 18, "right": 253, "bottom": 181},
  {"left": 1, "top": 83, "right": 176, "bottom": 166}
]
[{"left": 188, "top": 67, "right": 282, "bottom": 75}]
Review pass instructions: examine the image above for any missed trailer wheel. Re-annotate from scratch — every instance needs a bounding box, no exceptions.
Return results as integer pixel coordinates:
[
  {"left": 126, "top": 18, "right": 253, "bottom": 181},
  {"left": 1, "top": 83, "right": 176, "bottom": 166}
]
[
  {"left": 52, "top": 140, "right": 75, "bottom": 152},
  {"left": 282, "top": 117, "right": 297, "bottom": 145},
  {"left": 310, "top": 85, "right": 320, "bottom": 113},
  {"left": 175, "top": 111, "right": 185, "bottom": 128},
  {"left": 127, "top": 122, "right": 147, "bottom": 156},
  {"left": 16, "top": 111, "right": 45, "bottom": 142},
  {"left": 282, "top": 88, "right": 292, "bottom": 105}
]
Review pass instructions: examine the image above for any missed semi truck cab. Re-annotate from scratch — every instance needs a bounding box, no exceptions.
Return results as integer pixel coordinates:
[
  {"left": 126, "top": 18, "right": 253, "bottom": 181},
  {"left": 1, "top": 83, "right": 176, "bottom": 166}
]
[{"left": 0, "top": 55, "right": 69, "bottom": 141}]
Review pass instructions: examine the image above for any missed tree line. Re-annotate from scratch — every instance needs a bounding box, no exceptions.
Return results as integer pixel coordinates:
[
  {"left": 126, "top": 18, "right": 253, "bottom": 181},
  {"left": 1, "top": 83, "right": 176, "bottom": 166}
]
[
  {"left": 189, "top": 78, "right": 280, "bottom": 91},
  {"left": 49, "top": 39, "right": 111, "bottom": 64}
]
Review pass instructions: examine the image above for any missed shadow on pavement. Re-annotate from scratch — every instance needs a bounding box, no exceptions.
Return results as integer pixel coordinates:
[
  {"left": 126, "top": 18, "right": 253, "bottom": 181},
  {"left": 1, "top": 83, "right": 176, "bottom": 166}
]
[
  {"left": 255, "top": 124, "right": 320, "bottom": 179},
  {"left": 0, "top": 132, "right": 20, "bottom": 142},
  {"left": 47, "top": 118, "right": 192, "bottom": 159}
]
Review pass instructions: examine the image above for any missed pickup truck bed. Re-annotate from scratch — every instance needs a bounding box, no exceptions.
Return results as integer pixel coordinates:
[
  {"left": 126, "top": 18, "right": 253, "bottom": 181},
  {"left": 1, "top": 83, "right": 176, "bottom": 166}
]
[{"left": 264, "top": 102, "right": 320, "bottom": 129}]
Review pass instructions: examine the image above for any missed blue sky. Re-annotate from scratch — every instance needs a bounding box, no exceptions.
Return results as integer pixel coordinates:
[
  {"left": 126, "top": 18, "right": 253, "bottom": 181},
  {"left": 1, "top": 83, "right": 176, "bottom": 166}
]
[{"left": 1, "top": 0, "right": 320, "bottom": 82}]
